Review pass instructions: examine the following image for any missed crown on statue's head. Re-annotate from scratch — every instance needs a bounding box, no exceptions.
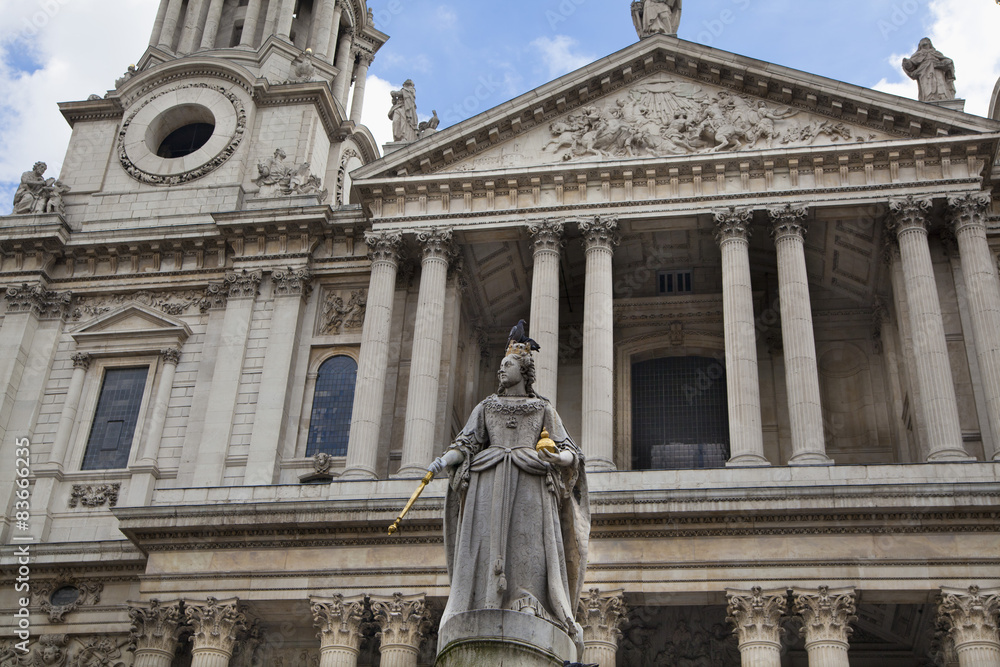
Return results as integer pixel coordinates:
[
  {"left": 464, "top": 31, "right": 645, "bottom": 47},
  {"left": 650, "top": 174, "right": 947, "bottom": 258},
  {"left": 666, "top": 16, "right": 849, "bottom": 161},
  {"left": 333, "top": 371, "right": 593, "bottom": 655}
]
[{"left": 506, "top": 341, "right": 533, "bottom": 357}]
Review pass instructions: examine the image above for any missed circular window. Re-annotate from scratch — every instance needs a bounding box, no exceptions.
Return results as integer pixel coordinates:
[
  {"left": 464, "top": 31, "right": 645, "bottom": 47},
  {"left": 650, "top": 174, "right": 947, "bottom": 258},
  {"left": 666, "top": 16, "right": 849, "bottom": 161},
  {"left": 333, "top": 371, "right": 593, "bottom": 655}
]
[
  {"left": 145, "top": 104, "right": 217, "bottom": 159},
  {"left": 50, "top": 586, "right": 81, "bottom": 607}
]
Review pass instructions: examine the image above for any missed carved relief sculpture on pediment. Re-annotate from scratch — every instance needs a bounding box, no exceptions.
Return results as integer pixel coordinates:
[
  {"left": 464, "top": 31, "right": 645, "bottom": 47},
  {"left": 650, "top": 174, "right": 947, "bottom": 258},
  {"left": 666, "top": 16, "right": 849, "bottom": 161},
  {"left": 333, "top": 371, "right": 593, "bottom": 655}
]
[{"left": 71, "top": 290, "right": 210, "bottom": 321}]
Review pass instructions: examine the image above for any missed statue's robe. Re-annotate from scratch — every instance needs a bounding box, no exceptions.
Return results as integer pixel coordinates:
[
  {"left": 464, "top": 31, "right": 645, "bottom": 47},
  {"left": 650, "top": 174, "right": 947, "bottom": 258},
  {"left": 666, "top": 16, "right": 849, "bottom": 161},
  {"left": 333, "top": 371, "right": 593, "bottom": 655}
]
[{"left": 442, "top": 395, "right": 590, "bottom": 642}]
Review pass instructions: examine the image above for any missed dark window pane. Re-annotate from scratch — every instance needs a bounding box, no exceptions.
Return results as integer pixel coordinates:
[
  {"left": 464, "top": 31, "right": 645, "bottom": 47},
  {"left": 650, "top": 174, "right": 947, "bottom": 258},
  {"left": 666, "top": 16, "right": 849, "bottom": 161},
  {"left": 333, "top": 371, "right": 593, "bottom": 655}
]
[
  {"left": 631, "top": 357, "right": 730, "bottom": 470},
  {"left": 306, "top": 356, "right": 358, "bottom": 457},
  {"left": 82, "top": 367, "right": 149, "bottom": 470}
]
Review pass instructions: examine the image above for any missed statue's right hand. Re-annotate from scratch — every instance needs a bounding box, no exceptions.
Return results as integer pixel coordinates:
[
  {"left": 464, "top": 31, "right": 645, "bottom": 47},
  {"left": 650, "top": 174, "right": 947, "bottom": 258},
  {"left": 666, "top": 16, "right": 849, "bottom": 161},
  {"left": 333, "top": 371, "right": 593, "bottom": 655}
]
[{"left": 428, "top": 457, "right": 449, "bottom": 475}]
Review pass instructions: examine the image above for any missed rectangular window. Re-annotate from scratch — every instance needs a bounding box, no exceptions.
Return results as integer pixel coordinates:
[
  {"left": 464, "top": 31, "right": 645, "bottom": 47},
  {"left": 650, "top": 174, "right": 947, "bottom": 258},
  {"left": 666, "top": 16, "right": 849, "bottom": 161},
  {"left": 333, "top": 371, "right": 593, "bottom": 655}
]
[
  {"left": 658, "top": 270, "right": 693, "bottom": 295},
  {"left": 81, "top": 367, "right": 149, "bottom": 470}
]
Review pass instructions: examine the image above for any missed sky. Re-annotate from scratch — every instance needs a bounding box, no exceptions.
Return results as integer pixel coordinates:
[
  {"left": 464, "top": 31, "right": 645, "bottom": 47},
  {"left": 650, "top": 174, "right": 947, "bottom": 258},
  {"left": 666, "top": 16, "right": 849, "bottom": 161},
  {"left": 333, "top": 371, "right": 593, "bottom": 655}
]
[{"left": 1, "top": 0, "right": 999, "bottom": 214}]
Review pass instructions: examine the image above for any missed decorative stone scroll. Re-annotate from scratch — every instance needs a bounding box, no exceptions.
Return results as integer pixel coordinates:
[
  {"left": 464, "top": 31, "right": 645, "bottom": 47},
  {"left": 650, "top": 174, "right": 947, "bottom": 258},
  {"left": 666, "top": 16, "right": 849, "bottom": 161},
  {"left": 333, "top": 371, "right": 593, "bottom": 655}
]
[
  {"left": 768, "top": 204, "right": 809, "bottom": 241},
  {"left": 129, "top": 600, "right": 187, "bottom": 656},
  {"left": 887, "top": 195, "right": 933, "bottom": 235},
  {"left": 948, "top": 192, "right": 992, "bottom": 233},
  {"left": 528, "top": 220, "right": 565, "bottom": 254},
  {"left": 579, "top": 589, "right": 628, "bottom": 665},
  {"left": 937, "top": 586, "right": 1000, "bottom": 647},
  {"left": 185, "top": 597, "right": 248, "bottom": 656},
  {"left": 365, "top": 231, "right": 405, "bottom": 265},
  {"left": 71, "top": 636, "right": 129, "bottom": 666},
  {"left": 793, "top": 586, "right": 857, "bottom": 647},
  {"left": 225, "top": 270, "right": 263, "bottom": 299},
  {"left": 69, "top": 484, "right": 121, "bottom": 509},
  {"left": 311, "top": 594, "right": 368, "bottom": 653},
  {"left": 71, "top": 290, "right": 208, "bottom": 321},
  {"left": 370, "top": 593, "right": 430, "bottom": 657},
  {"left": 579, "top": 216, "right": 620, "bottom": 251},
  {"left": 714, "top": 207, "right": 753, "bottom": 245},
  {"left": 33, "top": 573, "right": 103, "bottom": 624},
  {"left": 5, "top": 284, "right": 72, "bottom": 319},
  {"left": 726, "top": 587, "right": 788, "bottom": 646},
  {"left": 272, "top": 267, "right": 313, "bottom": 298}
]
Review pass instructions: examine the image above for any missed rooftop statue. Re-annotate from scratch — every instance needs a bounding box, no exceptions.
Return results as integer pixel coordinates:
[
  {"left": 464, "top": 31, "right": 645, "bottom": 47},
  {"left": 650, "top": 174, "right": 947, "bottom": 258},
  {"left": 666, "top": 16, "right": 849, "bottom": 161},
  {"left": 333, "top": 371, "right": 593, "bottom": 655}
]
[
  {"left": 903, "top": 38, "right": 957, "bottom": 103},
  {"left": 427, "top": 326, "right": 591, "bottom": 656},
  {"left": 389, "top": 79, "right": 420, "bottom": 143},
  {"left": 632, "top": 0, "right": 682, "bottom": 38},
  {"left": 12, "top": 162, "right": 70, "bottom": 216}
]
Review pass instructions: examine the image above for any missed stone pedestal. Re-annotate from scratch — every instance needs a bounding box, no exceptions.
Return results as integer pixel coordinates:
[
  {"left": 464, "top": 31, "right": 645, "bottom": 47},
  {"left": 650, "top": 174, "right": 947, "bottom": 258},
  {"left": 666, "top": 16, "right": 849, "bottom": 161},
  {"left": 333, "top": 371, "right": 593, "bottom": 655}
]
[{"left": 436, "top": 610, "right": 577, "bottom": 667}]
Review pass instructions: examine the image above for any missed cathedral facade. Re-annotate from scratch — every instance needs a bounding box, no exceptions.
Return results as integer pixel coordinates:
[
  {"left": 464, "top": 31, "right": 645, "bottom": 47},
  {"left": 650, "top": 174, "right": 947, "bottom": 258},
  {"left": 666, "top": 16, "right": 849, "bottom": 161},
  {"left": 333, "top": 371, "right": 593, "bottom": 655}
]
[{"left": 2, "top": 1, "right": 1000, "bottom": 665}]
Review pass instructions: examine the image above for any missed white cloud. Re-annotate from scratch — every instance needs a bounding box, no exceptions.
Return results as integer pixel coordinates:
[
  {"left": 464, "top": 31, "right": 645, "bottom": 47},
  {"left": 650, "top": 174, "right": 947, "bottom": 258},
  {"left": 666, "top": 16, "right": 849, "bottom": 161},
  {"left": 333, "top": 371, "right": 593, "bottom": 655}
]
[
  {"left": 359, "top": 75, "right": 398, "bottom": 153},
  {"left": 873, "top": 0, "right": 1000, "bottom": 117},
  {"left": 436, "top": 5, "right": 458, "bottom": 31},
  {"left": 531, "top": 35, "right": 595, "bottom": 80}
]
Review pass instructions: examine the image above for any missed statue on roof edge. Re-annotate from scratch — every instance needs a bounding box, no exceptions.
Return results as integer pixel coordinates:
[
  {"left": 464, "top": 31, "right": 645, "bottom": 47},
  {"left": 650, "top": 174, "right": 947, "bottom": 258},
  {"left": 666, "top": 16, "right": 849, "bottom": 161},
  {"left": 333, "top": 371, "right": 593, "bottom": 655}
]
[
  {"left": 903, "top": 38, "right": 957, "bottom": 103},
  {"left": 632, "top": 0, "right": 682, "bottom": 38}
]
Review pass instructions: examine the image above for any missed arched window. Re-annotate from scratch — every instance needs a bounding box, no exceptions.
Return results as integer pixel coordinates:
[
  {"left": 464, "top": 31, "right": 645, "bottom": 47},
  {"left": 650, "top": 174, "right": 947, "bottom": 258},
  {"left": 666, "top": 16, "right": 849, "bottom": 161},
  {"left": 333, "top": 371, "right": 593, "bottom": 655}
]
[
  {"left": 306, "top": 356, "right": 358, "bottom": 457},
  {"left": 631, "top": 356, "right": 730, "bottom": 470}
]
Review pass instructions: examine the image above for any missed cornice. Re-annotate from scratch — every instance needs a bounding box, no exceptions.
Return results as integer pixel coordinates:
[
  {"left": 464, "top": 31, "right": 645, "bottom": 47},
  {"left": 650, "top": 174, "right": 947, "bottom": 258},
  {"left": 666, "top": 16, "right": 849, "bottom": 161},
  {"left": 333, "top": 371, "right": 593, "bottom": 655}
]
[
  {"left": 253, "top": 80, "right": 344, "bottom": 140},
  {"left": 58, "top": 98, "right": 125, "bottom": 126}
]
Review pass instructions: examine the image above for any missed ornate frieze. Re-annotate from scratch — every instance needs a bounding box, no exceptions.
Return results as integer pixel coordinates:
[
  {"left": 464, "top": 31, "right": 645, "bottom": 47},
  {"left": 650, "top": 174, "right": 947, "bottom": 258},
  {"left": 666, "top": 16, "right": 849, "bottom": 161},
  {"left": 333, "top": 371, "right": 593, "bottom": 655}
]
[
  {"left": 726, "top": 587, "right": 788, "bottom": 645},
  {"left": 335, "top": 149, "right": 362, "bottom": 205},
  {"left": 887, "top": 195, "right": 933, "bottom": 235},
  {"left": 72, "top": 290, "right": 209, "bottom": 321},
  {"left": 129, "top": 600, "right": 187, "bottom": 655},
  {"left": 948, "top": 192, "right": 992, "bottom": 234},
  {"left": 528, "top": 220, "right": 565, "bottom": 255},
  {"left": 225, "top": 270, "right": 263, "bottom": 300},
  {"left": 714, "top": 207, "right": 753, "bottom": 245},
  {"left": 937, "top": 586, "right": 1000, "bottom": 646},
  {"left": 272, "top": 267, "right": 313, "bottom": 298},
  {"left": 185, "top": 597, "right": 248, "bottom": 655},
  {"left": 72, "top": 352, "right": 92, "bottom": 371},
  {"left": 311, "top": 594, "right": 367, "bottom": 650},
  {"left": 579, "top": 216, "right": 620, "bottom": 251},
  {"left": 578, "top": 589, "right": 628, "bottom": 648},
  {"left": 793, "top": 587, "right": 857, "bottom": 645},
  {"left": 416, "top": 228, "right": 454, "bottom": 262},
  {"left": 204, "top": 282, "right": 229, "bottom": 311},
  {"left": 5, "top": 284, "right": 72, "bottom": 319},
  {"left": 33, "top": 573, "right": 103, "bottom": 624},
  {"left": 370, "top": 593, "right": 430, "bottom": 650},
  {"left": 71, "top": 636, "right": 129, "bottom": 666},
  {"left": 69, "top": 484, "right": 120, "bottom": 509},
  {"left": 768, "top": 204, "right": 809, "bottom": 242},
  {"left": 24, "top": 634, "right": 69, "bottom": 665},
  {"left": 320, "top": 289, "right": 367, "bottom": 335},
  {"left": 365, "top": 231, "right": 405, "bottom": 265}
]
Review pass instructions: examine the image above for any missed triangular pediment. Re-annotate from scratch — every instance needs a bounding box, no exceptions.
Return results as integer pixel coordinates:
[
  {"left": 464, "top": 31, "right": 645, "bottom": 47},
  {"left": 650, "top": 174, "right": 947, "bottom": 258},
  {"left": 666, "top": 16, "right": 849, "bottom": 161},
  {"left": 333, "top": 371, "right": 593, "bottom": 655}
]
[
  {"left": 71, "top": 304, "right": 192, "bottom": 353},
  {"left": 354, "top": 35, "right": 1000, "bottom": 181}
]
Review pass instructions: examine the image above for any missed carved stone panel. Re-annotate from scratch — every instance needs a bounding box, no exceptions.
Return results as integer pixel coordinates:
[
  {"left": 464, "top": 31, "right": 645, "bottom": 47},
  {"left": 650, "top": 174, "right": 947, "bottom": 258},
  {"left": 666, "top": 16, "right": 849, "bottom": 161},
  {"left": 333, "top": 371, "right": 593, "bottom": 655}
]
[{"left": 319, "top": 288, "right": 368, "bottom": 335}]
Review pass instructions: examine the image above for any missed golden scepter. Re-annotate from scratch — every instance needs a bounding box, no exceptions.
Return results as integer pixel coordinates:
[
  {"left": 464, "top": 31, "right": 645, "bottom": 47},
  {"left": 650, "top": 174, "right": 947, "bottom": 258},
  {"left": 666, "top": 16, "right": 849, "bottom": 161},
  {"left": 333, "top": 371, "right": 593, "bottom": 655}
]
[{"left": 387, "top": 470, "right": 436, "bottom": 536}]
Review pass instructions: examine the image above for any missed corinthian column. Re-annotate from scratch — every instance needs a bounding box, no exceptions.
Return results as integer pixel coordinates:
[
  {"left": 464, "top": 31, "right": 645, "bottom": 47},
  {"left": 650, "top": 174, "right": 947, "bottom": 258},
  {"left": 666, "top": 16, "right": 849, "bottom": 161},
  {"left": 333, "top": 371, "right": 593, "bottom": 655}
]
[
  {"left": 579, "top": 216, "right": 619, "bottom": 471},
  {"left": 199, "top": 0, "right": 226, "bottom": 49},
  {"left": 716, "top": 208, "right": 768, "bottom": 466},
  {"left": 528, "top": 220, "right": 564, "bottom": 404},
  {"left": 312, "top": 595, "right": 367, "bottom": 667},
  {"left": 349, "top": 49, "right": 374, "bottom": 124},
  {"left": 578, "top": 589, "right": 628, "bottom": 667},
  {"left": 47, "top": 353, "right": 91, "bottom": 468},
  {"left": 239, "top": 0, "right": 264, "bottom": 47},
  {"left": 792, "top": 587, "right": 857, "bottom": 667},
  {"left": 185, "top": 598, "right": 247, "bottom": 667},
  {"left": 398, "top": 229, "right": 453, "bottom": 478},
  {"left": 129, "top": 600, "right": 187, "bottom": 667},
  {"left": 949, "top": 193, "right": 1000, "bottom": 461},
  {"left": 370, "top": 593, "right": 430, "bottom": 667},
  {"left": 938, "top": 586, "right": 1000, "bottom": 667},
  {"left": 727, "top": 587, "right": 788, "bottom": 667},
  {"left": 769, "top": 205, "right": 832, "bottom": 465},
  {"left": 344, "top": 232, "right": 404, "bottom": 479},
  {"left": 888, "top": 196, "right": 969, "bottom": 461}
]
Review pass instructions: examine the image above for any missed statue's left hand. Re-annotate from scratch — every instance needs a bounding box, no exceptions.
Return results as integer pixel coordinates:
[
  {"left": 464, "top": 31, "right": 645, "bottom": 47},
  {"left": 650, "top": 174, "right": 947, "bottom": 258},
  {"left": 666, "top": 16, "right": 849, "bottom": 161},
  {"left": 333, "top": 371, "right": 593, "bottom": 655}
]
[{"left": 538, "top": 448, "right": 575, "bottom": 467}]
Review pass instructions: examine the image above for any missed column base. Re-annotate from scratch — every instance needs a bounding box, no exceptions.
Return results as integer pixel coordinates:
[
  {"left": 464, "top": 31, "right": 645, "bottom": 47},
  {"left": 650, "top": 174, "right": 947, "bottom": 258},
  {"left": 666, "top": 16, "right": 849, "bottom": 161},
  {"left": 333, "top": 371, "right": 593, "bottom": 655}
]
[
  {"left": 727, "top": 454, "right": 771, "bottom": 468},
  {"left": 927, "top": 449, "right": 977, "bottom": 462},
  {"left": 392, "top": 466, "right": 430, "bottom": 479},
  {"left": 338, "top": 468, "right": 378, "bottom": 481},
  {"left": 789, "top": 452, "right": 834, "bottom": 466},
  {"left": 436, "top": 610, "right": 577, "bottom": 667},
  {"left": 585, "top": 459, "right": 617, "bottom": 473}
]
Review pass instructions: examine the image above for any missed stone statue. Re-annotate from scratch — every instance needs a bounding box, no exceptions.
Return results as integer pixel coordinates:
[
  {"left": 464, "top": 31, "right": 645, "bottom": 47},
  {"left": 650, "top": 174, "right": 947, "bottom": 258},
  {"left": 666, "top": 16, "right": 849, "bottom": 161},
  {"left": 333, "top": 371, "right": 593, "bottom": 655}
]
[
  {"left": 389, "top": 79, "right": 419, "bottom": 142},
  {"left": 428, "top": 336, "right": 591, "bottom": 655},
  {"left": 287, "top": 50, "right": 316, "bottom": 83},
  {"left": 903, "top": 38, "right": 957, "bottom": 102},
  {"left": 632, "top": 0, "right": 682, "bottom": 38},
  {"left": 253, "top": 149, "right": 328, "bottom": 201},
  {"left": 115, "top": 64, "right": 137, "bottom": 89},
  {"left": 418, "top": 110, "right": 440, "bottom": 138},
  {"left": 12, "top": 162, "right": 70, "bottom": 216}
]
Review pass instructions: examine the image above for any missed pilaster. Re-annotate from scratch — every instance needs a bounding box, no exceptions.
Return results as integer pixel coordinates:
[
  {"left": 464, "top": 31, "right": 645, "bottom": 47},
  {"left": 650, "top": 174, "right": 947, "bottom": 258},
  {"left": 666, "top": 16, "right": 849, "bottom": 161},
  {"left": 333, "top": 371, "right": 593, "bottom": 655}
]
[
  {"left": 727, "top": 587, "right": 787, "bottom": 667},
  {"left": 528, "top": 220, "right": 564, "bottom": 405},
  {"left": 371, "top": 593, "right": 430, "bottom": 667},
  {"left": 578, "top": 589, "right": 628, "bottom": 667},
  {"left": 311, "top": 594, "right": 367, "bottom": 667}
]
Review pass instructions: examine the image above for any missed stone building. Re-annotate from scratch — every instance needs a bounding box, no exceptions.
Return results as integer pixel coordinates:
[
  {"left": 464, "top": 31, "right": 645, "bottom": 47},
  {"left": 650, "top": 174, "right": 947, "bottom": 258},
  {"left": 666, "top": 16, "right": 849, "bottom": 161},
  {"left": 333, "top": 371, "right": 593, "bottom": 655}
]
[{"left": 2, "top": 2, "right": 1000, "bottom": 666}]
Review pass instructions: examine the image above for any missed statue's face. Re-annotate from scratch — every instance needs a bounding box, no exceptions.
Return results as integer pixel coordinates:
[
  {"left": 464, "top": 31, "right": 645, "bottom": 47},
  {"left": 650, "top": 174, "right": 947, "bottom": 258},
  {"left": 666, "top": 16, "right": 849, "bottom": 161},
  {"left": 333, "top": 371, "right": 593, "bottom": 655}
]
[
  {"left": 42, "top": 646, "right": 60, "bottom": 663},
  {"left": 34, "top": 163, "right": 47, "bottom": 175},
  {"left": 498, "top": 355, "right": 523, "bottom": 389}
]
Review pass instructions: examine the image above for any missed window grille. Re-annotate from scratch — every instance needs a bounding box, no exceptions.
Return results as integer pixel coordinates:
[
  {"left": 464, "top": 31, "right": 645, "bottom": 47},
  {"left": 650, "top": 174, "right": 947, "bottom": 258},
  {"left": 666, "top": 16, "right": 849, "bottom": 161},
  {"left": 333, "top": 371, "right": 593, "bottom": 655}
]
[{"left": 306, "top": 356, "right": 358, "bottom": 457}]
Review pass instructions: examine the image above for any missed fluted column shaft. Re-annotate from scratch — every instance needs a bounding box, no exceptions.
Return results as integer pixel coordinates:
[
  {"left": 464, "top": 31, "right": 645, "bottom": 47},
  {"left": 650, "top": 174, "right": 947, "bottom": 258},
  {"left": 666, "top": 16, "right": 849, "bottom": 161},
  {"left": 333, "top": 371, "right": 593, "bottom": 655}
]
[
  {"left": 133, "top": 651, "right": 175, "bottom": 667},
  {"left": 371, "top": 594, "right": 428, "bottom": 667},
  {"left": 770, "top": 207, "right": 831, "bottom": 465},
  {"left": 311, "top": 0, "right": 339, "bottom": 58},
  {"left": 793, "top": 587, "right": 857, "bottom": 667},
  {"left": 579, "top": 589, "right": 627, "bottom": 667},
  {"left": 398, "top": 230, "right": 453, "bottom": 477},
  {"left": 344, "top": 233, "right": 403, "bottom": 479},
  {"left": 580, "top": 217, "right": 618, "bottom": 471},
  {"left": 529, "top": 222, "right": 564, "bottom": 404},
  {"left": 178, "top": 0, "right": 208, "bottom": 53},
  {"left": 158, "top": 0, "right": 185, "bottom": 49},
  {"left": 239, "top": 0, "right": 264, "bottom": 47},
  {"left": 137, "top": 349, "right": 181, "bottom": 466},
  {"left": 716, "top": 210, "right": 768, "bottom": 466},
  {"left": 938, "top": 586, "right": 1000, "bottom": 667},
  {"left": 48, "top": 353, "right": 90, "bottom": 467},
  {"left": 349, "top": 53, "right": 372, "bottom": 124},
  {"left": 199, "top": 0, "right": 226, "bottom": 49},
  {"left": 727, "top": 588, "right": 787, "bottom": 667},
  {"left": 277, "top": 0, "right": 295, "bottom": 39},
  {"left": 951, "top": 193, "right": 1000, "bottom": 460},
  {"left": 333, "top": 33, "right": 355, "bottom": 108},
  {"left": 889, "top": 197, "right": 968, "bottom": 460}
]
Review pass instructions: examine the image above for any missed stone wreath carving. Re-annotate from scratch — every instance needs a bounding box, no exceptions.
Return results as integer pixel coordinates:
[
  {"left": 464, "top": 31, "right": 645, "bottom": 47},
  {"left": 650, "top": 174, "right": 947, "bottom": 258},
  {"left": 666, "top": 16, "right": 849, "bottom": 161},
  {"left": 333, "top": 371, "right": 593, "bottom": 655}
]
[
  {"left": 33, "top": 573, "right": 104, "bottom": 624},
  {"left": 543, "top": 81, "right": 869, "bottom": 162},
  {"left": 117, "top": 83, "right": 247, "bottom": 186},
  {"left": 69, "top": 484, "right": 121, "bottom": 509},
  {"left": 321, "top": 289, "right": 367, "bottom": 335}
]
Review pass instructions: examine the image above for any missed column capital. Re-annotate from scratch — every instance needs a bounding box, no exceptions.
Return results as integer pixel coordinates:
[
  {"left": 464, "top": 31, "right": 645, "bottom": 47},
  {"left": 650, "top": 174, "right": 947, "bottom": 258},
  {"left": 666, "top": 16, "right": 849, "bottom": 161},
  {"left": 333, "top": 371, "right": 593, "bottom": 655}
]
[
  {"left": 726, "top": 587, "right": 788, "bottom": 645},
  {"left": 184, "top": 597, "right": 247, "bottom": 655},
  {"left": 948, "top": 192, "right": 992, "bottom": 234},
  {"left": 272, "top": 266, "right": 313, "bottom": 298},
  {"left": 225, "top": 270, "right": 263, "bottom": 300},
  {"left": 578, "top": 588, "right": 628, "bottom": 648},
  {"left": 4, "top": 283, "right": 72, "bottom": 319},
  {"left": 370, "top": 592, "right": 430, "bottom": 652},
  {"left": 714, "top": 207, "right": 753, "bottom": 245},
  {"left": 365, "top": 231, "right": 405, "bottom": 266},
  {"left": 129, "top": 599, "right": 187, "bottom": 655},
  {"left": 937, "top": 585, "right": 1000, "bottom": 645},
  {"left": 352, "top": 44, "right": 375, "bottom": 66},
  {"left": 310, "top": 594, "right": 367, "bottom": 651},
  {"left": 768, "top": 204, "right": 809, "bottom": 242},
  {"left": 72, "top": 352, "right": 92, "bottom": 370},
  {"left": 579, "top": 216, "right": 620, "bottom": 252},
  {"left": 792, "top": 586, "right": 857, "bottom": 645},
  {"left": 160, "top": 348, "right": 182, "bottom": 366},
  {"left": 528, "top": 220, "right": 565, "bottom": 255},
  {"left": 416, "top": 228, "right": 454, "bottom": 263},
  {"left": 887, "top": 195, "right": 933, "bottom": 235}
]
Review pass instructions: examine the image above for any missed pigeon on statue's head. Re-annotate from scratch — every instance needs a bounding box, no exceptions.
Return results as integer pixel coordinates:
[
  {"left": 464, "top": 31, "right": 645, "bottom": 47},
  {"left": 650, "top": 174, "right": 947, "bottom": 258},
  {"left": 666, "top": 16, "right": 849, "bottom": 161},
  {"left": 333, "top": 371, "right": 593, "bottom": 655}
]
[{"left": 507, "top": 319, "right": 541, "bottom": 352}]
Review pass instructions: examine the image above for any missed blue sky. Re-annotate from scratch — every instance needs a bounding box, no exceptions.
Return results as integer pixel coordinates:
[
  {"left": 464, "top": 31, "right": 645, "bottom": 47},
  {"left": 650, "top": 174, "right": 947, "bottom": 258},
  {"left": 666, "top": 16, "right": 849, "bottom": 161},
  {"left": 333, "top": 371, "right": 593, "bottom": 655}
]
[{"left": 1, "top": 0, "right": 998, "bottom": 214}]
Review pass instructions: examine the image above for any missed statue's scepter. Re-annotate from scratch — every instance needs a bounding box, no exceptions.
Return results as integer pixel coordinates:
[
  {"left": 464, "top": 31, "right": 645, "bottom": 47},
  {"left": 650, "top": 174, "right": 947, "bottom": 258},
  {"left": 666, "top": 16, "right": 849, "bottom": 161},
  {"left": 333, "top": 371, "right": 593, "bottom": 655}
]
[{"left": 387, "top": 470, "right": 435, "bottom": 536}]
